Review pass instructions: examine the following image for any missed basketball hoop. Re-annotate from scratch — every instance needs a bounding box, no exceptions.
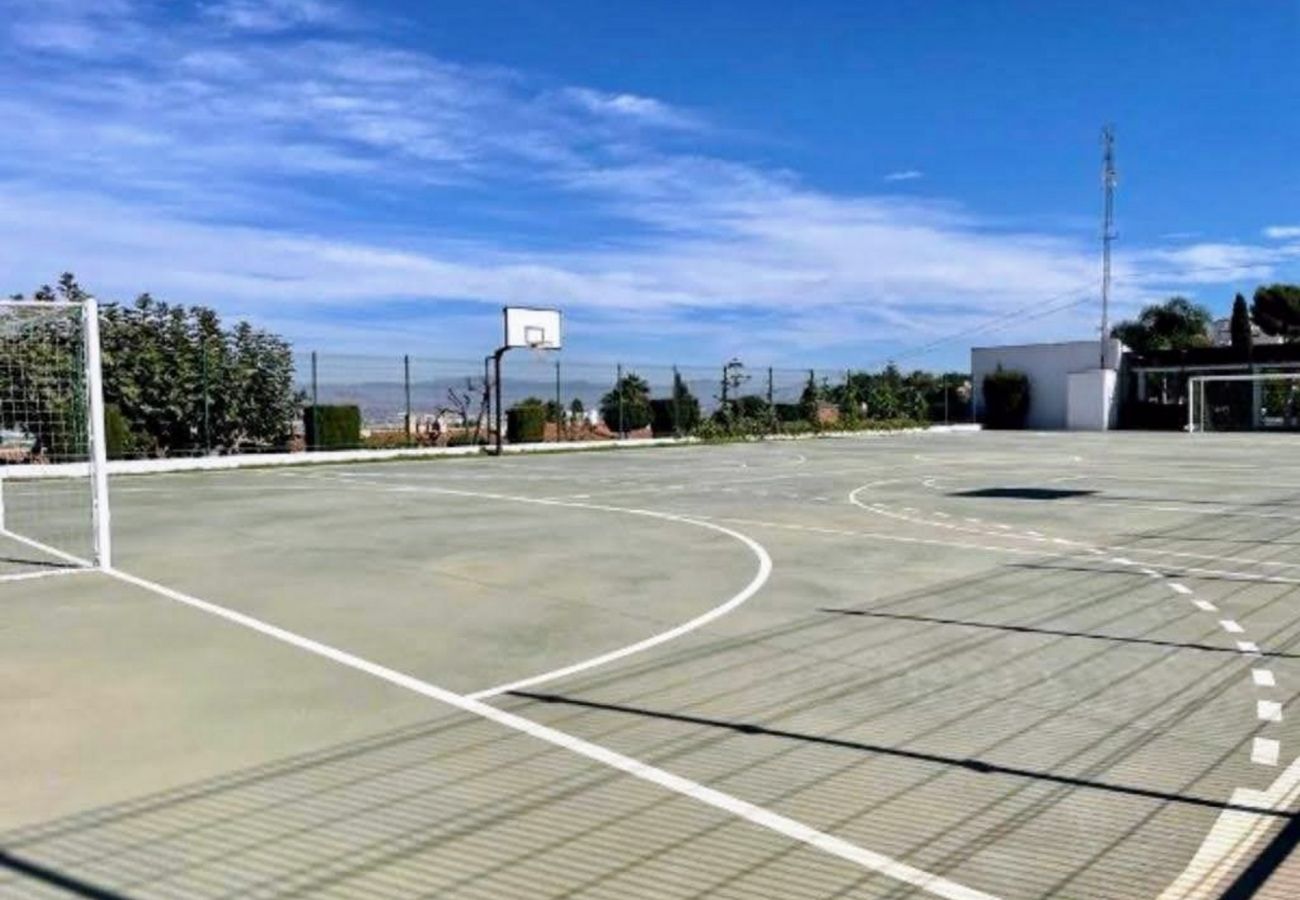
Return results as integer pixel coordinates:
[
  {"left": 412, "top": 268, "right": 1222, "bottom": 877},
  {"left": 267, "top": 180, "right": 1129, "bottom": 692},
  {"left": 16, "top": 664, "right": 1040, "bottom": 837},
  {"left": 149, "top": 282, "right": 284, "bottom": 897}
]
[{"left": 490, "top": 307, "right": 563, "bottom": 455}]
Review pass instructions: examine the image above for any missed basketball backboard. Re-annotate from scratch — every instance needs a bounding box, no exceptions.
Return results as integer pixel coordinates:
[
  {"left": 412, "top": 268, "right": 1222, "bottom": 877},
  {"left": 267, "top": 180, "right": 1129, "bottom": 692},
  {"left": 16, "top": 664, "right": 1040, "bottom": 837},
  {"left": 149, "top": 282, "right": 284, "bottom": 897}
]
[{"left": 504, "top": 307, "right": 562, "bottom": 350}]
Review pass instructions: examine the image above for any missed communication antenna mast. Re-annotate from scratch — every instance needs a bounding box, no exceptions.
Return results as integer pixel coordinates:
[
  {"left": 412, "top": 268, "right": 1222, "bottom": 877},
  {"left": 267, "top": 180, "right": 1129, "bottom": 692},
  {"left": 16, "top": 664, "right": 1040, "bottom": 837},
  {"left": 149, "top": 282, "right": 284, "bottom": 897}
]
[{"left": 1099, "top": 124, "right": 1117, "bottom": 368}]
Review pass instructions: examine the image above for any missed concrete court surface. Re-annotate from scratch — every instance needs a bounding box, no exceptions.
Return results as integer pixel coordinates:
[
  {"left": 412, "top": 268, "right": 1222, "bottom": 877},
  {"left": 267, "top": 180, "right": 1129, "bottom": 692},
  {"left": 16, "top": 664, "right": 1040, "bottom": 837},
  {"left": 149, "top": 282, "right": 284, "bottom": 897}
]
[{"left": 2, "top": 431, "right": 1299, "bottom": 899}]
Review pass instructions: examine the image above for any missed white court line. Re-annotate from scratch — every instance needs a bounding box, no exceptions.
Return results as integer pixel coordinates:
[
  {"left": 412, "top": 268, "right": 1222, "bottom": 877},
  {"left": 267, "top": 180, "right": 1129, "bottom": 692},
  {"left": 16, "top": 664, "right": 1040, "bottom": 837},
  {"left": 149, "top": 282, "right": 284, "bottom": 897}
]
[
  {"left": 1257, "top": 700, "right": 1284, "bottom": 723},
  {"left": 0, "top": 567, "right": 94, "bottom": 584},
  {"left": 707, "top": 515, "right": 1046, "bottom": 557},
  {"left": 1158, "top": 756, "right": 1300, "bottom": 899},
  {"left": 0, "top": 526, "right": 93, "bottom": 569},
  {"left": 1252, "top": 669, "right": 1276, "bottom": 688},
  {"left": 294, "top": 470, "right": 774, "bottom": 700},
  {"left": 1252, "top": 738, "right": 1280, "bottom": 767},
  {"left": 101, "top": 565, "right": 995, "bottom": 900}
]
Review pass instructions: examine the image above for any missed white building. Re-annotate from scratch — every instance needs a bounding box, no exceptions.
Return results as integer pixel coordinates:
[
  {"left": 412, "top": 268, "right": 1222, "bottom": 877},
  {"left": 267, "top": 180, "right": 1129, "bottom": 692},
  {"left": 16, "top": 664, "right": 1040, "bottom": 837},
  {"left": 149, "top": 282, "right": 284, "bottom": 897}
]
[{"left": 971, "top": 339, "right": 1125, "bottom": 431}]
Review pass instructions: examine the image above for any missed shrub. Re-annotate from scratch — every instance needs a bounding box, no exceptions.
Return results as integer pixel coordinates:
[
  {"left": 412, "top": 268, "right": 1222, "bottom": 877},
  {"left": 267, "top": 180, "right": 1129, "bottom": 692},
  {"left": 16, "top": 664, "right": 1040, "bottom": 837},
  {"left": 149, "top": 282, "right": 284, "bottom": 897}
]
[
  {"left": 982, "top": 367, "right": 1030, "bottom": 429},
  {"left": 362, "top": 430, "right": 414, "bottom": 449},
  {"left": 507, "top": 399, "right": 548, "bottom": 443},
  {"left": 649, "top": 393, "right": 702, "bottom": 436},
  {"left": 304, "top": 404, "right": 362, "bottom": 449},
  {"left": 774, "top": 402, "right": 805, "bottom": 423}
]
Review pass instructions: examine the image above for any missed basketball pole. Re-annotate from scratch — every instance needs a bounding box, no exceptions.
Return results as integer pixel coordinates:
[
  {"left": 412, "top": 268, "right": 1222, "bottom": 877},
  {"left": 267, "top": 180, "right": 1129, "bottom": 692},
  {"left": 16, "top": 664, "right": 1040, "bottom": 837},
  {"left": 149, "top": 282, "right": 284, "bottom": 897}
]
[{"left": 493, "top": 346, "right": 507, "bottom": 456}]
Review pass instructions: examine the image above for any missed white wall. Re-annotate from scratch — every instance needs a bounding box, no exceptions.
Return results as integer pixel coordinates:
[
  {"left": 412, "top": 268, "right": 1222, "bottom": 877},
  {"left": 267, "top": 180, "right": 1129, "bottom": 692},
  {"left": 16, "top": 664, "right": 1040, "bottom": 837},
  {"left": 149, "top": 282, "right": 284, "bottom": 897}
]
[
  {"left": 1066, "top": 368, "right": 1119, "bottom": 430},
  {"left": 972, "top": 339, "right": 1123, "bottom": 430}
]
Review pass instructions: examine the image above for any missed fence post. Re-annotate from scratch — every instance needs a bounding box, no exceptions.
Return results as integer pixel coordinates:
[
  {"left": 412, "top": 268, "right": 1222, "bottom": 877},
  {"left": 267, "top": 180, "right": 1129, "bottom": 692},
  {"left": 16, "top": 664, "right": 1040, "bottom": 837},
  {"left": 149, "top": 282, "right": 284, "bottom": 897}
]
[
  {"left": 767, "top": 366, "right": 774, "bottom": 434},
  {"left": 672, "top": 365, "right": 680, "bottom": 436},
  {"left": 403, "top": 354, "right": 412, "bottom": 445},
  {"left": 555, "top": 359, "right": 562, "bottom": 442},
  {"left": 310, "top": 351, "right": 319, "bottom": 451},
  {"left": 617, "top": 362, "right": 625, "bottom": 438}
]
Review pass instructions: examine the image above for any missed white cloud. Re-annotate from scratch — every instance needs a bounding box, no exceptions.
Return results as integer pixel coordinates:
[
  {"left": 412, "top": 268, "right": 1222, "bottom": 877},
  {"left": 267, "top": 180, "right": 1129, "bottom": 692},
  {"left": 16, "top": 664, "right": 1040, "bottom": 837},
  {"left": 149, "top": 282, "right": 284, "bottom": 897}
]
[
  {"left": 883, "top": 170, "right": 924, "bottom": 182},
  {"left": 1264, "top": 225, "right": 1300, "bottom": 240},
  {"left": 1, "top": 0, "right": 1296, "bottom": 363},
  {"left": 201, "top": 0, "right": 347, "bottom": 33},
  {"left": 560, "top": 88, "right": 702, "bottom": 130}
]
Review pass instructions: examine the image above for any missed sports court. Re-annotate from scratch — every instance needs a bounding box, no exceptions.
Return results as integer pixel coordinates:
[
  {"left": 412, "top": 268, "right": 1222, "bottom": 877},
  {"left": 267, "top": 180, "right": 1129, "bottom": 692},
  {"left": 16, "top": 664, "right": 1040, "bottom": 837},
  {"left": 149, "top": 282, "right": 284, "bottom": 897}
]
[{"left": 3, "top": 431, "right": 1298, "bottom": 899}]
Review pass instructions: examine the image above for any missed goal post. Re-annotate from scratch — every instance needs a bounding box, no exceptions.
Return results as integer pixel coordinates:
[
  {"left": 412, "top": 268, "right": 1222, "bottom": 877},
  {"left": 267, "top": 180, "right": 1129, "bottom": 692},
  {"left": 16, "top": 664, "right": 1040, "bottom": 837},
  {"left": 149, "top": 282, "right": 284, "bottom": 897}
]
[
  {"left": 0, "top": 297, "right": 112, "bottom": 572},
  {"left": 1187, "top": 372, "right": 1300, "bottom": 433}
]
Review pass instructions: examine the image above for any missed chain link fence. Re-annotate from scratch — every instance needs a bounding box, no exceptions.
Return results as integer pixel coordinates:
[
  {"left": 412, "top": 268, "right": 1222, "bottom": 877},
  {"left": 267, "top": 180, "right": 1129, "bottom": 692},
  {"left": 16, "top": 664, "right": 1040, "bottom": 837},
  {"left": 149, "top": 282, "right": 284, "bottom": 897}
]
[{"left": 280, "top": 352, "right": 972, "bottom": 453}]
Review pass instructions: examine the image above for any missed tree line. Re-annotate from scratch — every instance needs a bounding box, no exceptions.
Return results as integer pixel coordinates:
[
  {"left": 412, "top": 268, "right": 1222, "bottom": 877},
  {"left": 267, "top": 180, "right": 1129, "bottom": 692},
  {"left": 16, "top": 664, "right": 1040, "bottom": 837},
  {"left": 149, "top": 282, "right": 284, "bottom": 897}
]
[
  {"left": 1112, "top": 284, "right": 1300, "bottom": 354},
  {"left": 6, "top": 273, "right": 298, "bottom": 456},
  {"left": 580, "top": 360, "right": 970, "bottom": 438}
]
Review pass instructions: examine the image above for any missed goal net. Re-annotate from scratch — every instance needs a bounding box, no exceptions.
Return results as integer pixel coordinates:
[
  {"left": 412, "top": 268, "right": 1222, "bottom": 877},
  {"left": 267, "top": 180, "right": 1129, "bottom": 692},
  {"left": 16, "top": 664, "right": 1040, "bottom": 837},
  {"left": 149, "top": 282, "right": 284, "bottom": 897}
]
[
  {"left": 1188, "top": 373, "right": 1300, "bottom": 433},
  {"left": 0, "top": 300, "right": 111, "bottom": 574}
]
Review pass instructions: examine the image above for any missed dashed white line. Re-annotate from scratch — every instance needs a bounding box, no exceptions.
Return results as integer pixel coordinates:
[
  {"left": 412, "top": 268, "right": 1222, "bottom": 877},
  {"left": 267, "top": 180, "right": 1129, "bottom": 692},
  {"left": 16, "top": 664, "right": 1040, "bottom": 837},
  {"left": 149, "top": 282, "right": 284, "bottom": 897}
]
[
  {"left": 1251, "top": 738, "right": 1280, "bottom": 767},
  {"left": 1257, "top": 700, "right": 1284, "bottom": 723},
  {"left": 1169, "top": 583, "right": 1193, "bottom": 595},
  {"left": 1219, "top": 620, "right": 1245, "bottom": 634},
  {"left": 1192, "top": 599, "right": 1218, "bottom": 612},
  {"left": 1252, "top": 669, "right": 1276, "bottom": 688}
]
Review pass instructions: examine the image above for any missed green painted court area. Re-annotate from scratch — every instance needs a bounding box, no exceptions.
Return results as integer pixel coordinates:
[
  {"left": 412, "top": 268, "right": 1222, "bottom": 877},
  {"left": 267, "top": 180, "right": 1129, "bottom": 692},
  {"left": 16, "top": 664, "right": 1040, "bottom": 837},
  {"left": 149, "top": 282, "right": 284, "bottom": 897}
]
[{"left": 3, "top": 432, "right": 1299, "bottom": 899}]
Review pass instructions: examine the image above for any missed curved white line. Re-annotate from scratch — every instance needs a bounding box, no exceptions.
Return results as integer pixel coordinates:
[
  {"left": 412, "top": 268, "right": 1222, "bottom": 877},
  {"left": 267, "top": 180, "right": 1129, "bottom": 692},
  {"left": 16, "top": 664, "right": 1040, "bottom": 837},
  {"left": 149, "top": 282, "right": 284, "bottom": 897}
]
[
  {"left": 469, "top": 513, "right": 771, "bottom": 699},
  {"left": 295, "top": 471, "right": 773, "bottom": 699}
]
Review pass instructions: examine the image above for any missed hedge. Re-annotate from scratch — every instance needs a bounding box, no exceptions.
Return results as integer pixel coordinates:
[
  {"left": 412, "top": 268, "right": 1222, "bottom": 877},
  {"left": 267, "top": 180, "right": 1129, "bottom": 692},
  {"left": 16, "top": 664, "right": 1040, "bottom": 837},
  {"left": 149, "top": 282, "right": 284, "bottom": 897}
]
[
  {"left": 981, "top": 367, "right": 1030, "bottom": 429},
  {"left": 649, "top": 396, "right": 701, "bottom": 436},
  {"left": 304, "top": 404, "right": 362, "bottom": 449},
  {"left": 507, "top": 402, "right": 548, "bottom": 443}
]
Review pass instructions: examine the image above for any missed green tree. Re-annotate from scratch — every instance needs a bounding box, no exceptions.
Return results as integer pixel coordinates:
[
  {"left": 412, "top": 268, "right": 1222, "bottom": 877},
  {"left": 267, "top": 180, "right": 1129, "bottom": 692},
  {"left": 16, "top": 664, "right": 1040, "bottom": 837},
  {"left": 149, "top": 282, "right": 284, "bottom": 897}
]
[
  {"left": 671, "top": 372, "right": 701, "bottom": 432},
  {"left": 1111, "top": 297, "right": 1213, "bottom": 353},
  {"left": 1230, "top": 293, "right": 1253, "bottom": 357},
  {"left": 1251, "top": 284, "right": 1300, "bottom": 342},
  {"left": 798, "top": 371, "right": 820, "bottom": 423},
  {"left": 600, "top": 372, "right": 652, "bottom": 432},
  {"left": 9, "top": 274, "right": 298, "bottom": 455}
]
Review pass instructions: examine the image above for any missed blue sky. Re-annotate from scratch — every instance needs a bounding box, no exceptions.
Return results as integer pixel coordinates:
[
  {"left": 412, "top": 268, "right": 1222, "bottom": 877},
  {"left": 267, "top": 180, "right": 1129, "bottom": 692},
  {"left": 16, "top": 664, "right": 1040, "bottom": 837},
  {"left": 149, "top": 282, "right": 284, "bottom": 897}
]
[{"left": 2, "top": 0, "right": 1297, "bottom": 369}]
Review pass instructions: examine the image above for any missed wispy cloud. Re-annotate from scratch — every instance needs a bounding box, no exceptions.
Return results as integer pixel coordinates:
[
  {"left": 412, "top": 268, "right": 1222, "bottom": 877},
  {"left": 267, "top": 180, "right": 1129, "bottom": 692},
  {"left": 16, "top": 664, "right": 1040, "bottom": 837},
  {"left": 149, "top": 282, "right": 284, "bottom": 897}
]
[
  {"left": 1264, "top": 225, "right": 1300, "bottom": 240},
  {"left": 201, "top": 0, "right": 349, "bottom": 33},
  {"left": 0, "top": 1, "right": 1294, "bottom": 364},
  {"left": 883, "top": 169, "right": 924, "bottom": 183},
  {"left": 560, "top": 88, "right": 703, "bottom": 131}
]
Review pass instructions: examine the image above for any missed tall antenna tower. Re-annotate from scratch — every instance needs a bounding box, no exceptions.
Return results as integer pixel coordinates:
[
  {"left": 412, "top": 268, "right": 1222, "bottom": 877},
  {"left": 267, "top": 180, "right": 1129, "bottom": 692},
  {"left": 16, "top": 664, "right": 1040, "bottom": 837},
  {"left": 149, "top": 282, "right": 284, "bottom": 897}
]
[{"left": 1099, "top": 124, "right": 1117, "bottom": 368}]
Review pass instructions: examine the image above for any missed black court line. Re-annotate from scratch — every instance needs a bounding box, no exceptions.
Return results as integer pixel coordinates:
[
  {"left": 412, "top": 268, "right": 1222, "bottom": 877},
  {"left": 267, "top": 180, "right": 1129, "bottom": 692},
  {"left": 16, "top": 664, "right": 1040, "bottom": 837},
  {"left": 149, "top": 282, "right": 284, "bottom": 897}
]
[
  {"left": 818, "top": 608, "right": 1299, "bottom": 659},
  {"left": 0, "top": 848, "right": 132, "bottom": 900},
  {"left": 0, "top": 554, "right": 80, "bottom": 571},
  {"left": 507, "top": 691, "right": 1294, "bottom": 817},
  {"left": 1009, "top": 561, "right": 1300, "bottom": 587}
]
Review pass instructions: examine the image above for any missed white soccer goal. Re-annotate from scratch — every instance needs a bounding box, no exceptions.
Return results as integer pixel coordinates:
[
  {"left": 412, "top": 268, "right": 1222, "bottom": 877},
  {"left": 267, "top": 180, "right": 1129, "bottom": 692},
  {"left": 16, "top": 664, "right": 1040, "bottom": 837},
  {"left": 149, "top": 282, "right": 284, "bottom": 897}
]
[
  {"left": 0, "top": 298, "right": 111, "bottom": 574},
  {"left": 1187, "top": 372, "right": 1300, "bottom": 433}
]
